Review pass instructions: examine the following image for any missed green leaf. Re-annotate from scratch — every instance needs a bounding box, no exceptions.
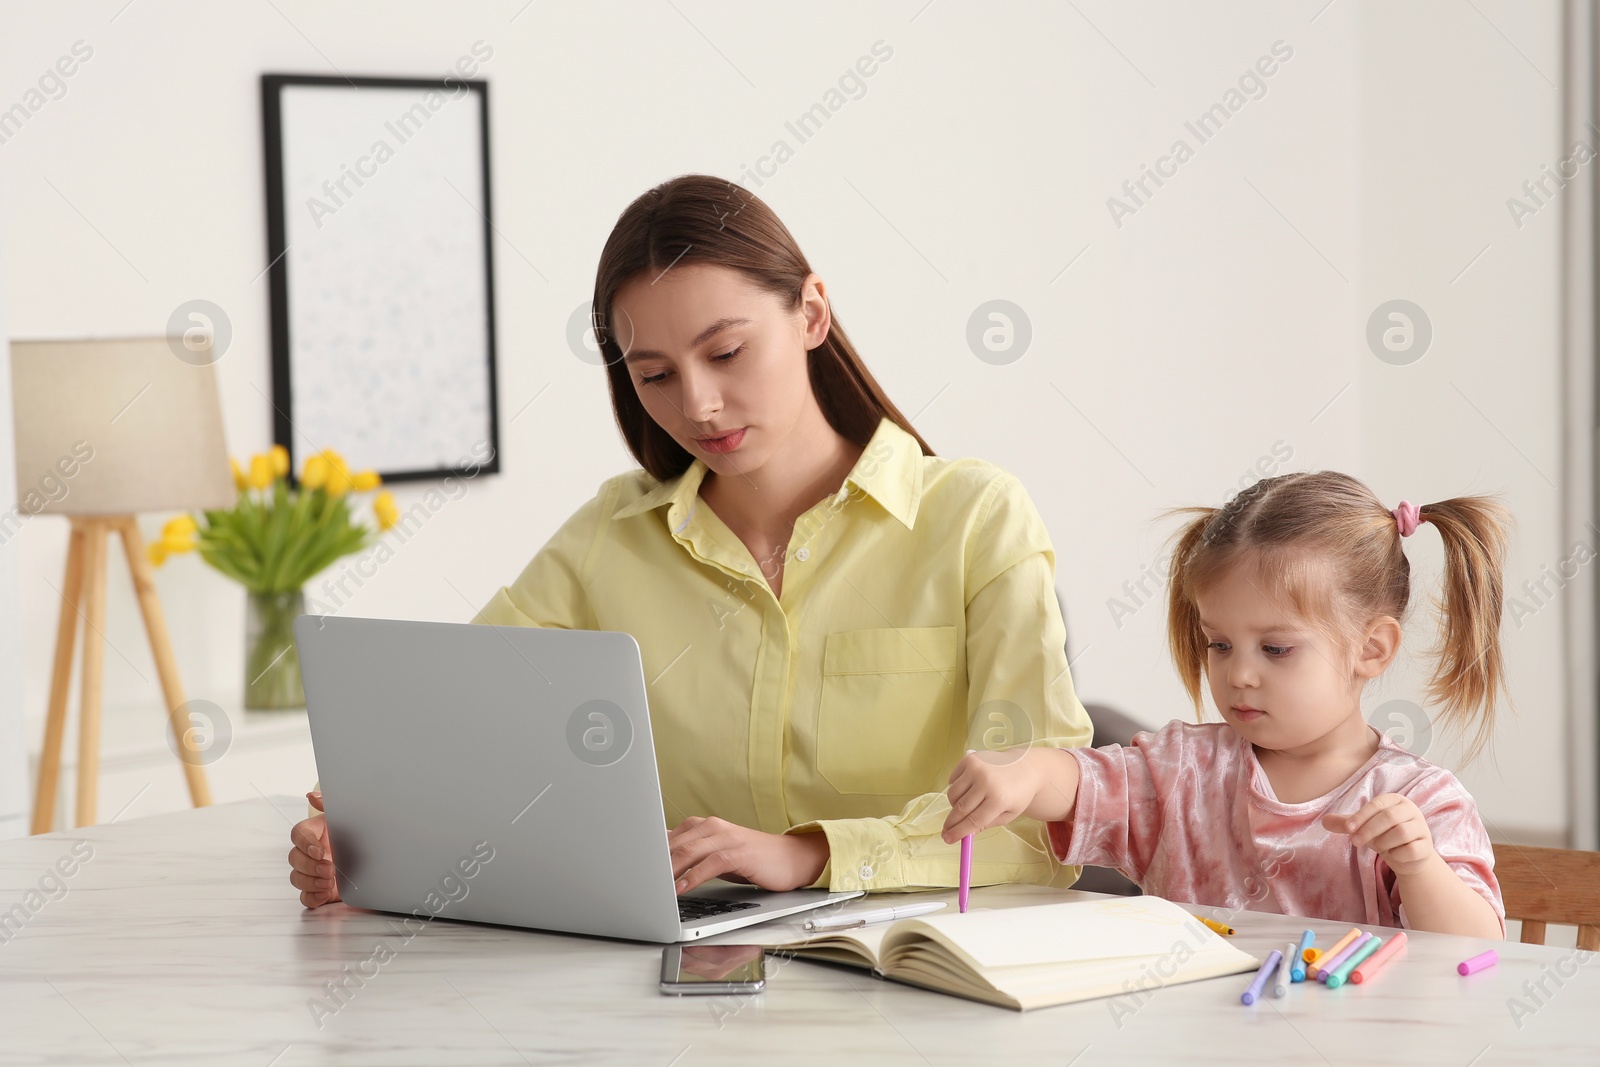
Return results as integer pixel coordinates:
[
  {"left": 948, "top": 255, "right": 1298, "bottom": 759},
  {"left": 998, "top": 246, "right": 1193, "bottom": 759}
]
[{"left": 184, "top": 481, "right": 382, "bottom": 595}]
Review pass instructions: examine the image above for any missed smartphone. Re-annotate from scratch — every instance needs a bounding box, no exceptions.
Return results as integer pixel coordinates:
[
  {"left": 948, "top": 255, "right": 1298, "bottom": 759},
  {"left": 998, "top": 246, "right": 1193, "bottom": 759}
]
[{"left": 659, "top": 943, "right": 767, "bottom": 995}]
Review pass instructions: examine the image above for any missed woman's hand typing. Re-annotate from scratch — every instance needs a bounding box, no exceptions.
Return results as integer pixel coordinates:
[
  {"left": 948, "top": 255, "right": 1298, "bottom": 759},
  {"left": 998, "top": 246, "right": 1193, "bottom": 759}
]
[{"left": 667, "top": 817, "right": 831, "bottom": 893}]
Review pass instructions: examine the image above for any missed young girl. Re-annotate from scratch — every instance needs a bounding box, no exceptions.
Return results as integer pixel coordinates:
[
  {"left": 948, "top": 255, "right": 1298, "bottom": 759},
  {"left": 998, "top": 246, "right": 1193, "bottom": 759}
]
[{"left": 942, "top": 472, "right": 1511, "bottom": 938}]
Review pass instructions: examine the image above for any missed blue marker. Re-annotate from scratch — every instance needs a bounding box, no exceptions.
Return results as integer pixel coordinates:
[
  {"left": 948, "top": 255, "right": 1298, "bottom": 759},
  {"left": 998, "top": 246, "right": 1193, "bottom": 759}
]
[{"left": 1291, "top": 928, "right": 1314, "bottom": 982}]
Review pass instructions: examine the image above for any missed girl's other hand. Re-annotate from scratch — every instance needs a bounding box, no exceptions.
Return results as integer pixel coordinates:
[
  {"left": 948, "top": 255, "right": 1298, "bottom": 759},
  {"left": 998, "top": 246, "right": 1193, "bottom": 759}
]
[
  {"left": 288, "top": 790, "right": 342, "bottom": 909},
  {"left": 1322, "top": 793, "right": 1438, "bottom": 877}
]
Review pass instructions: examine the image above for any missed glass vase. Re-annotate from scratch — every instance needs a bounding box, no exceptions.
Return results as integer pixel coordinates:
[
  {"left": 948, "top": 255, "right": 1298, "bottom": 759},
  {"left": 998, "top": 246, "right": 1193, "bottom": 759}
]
[{"left": 245, "top": 588, "right": 306, "bottom": 710}]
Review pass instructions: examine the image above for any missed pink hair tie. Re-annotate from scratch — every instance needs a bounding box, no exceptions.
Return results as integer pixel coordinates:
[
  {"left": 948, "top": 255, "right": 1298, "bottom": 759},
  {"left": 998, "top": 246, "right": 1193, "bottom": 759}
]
[{"left": 1393, "top": 500, "right": 1423, "bottom": 537}]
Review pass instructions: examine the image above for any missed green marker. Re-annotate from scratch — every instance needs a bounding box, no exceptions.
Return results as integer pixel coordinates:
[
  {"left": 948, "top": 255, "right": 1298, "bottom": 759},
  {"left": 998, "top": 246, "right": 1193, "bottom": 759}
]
[{"left": 1326, "top": 935, "right": 1385, "bottom": 989}]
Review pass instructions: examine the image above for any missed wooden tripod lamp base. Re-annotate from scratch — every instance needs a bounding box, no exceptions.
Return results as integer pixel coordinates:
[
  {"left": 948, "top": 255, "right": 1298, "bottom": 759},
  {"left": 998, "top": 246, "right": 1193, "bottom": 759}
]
[{"left": 31, "top": 515, "right": 213, "bottom": 833}]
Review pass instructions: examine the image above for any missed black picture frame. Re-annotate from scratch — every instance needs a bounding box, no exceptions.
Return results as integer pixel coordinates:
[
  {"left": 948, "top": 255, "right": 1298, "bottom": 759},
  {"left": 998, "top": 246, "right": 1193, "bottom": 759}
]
[{"left": 261, "top": 73, "right": 500, "bottom": 486}]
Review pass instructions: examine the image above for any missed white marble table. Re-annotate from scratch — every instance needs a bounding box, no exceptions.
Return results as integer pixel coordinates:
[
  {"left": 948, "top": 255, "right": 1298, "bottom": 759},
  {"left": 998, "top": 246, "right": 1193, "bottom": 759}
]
[{"left": 0, "top": 797, "right": 1594, "bottom": 1065}]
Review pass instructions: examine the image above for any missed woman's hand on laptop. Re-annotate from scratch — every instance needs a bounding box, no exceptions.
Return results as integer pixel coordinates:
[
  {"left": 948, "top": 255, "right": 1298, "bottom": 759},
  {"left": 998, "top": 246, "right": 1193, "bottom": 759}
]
[
  {"left": 667, "top": 816, "right": 829, "bottom": 893},
  {"left": 288, "top": 791, "right": 342, "bottom": 909}
]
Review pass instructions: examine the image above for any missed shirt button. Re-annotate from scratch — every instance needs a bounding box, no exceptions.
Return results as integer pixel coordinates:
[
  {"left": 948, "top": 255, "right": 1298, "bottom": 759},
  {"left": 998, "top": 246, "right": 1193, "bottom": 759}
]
[
  {"left": 795, "top": 547, "right": 811, "bottom": 562},
  {"left": 858, "top": 864, "right": 873, "bottom": 880}
]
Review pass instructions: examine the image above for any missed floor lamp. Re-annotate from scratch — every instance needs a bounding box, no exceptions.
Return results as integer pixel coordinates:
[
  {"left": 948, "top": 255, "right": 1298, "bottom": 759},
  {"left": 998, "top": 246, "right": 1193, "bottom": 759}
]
[{"left": 11, "top": 336, "right": 236, "bottom": 832}]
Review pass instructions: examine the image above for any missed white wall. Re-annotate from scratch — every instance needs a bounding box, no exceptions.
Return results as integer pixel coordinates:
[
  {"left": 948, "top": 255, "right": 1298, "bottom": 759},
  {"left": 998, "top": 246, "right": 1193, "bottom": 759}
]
[
  {"left": 0, "top": 223, "right": 26, "bottom": 837},
  {"left": 1352, "top": 2, "right": 1569, "bottom": 837},
  {"left": 0, "top": 0, "right": 1574, "bottom": 840}
]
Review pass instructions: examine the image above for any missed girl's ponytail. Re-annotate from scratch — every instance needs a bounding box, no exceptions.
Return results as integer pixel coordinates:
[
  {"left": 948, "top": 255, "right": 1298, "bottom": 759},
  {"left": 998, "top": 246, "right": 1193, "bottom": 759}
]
[{"left": 1416, "top": 497, "right": 1514, "bottom": 761}]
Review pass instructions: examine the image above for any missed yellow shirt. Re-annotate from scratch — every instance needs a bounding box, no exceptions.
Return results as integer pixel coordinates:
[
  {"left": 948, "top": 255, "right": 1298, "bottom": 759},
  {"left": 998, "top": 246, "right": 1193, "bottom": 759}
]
[{"left": 471, "top": 416, "right": 1092, "bottom": 893}]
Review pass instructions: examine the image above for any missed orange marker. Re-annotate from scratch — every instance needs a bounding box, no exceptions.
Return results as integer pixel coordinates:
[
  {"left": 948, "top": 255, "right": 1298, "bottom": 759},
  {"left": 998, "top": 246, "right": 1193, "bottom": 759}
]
[
  {"left": 1309, "top": 928, "right": 1362, "bottom": 980},
  {"left": 1191, "top": 914, "right": 1235, "bottom": 936},
  {"left": 1350, "top": 931, "right": 1408, "bottom": 984}
]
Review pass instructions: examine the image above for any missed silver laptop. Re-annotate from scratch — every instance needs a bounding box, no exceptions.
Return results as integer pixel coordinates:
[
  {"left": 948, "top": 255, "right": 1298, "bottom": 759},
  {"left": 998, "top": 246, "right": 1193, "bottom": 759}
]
[{"left": 293, "top": 615, "right": 862, "bottom": 942}]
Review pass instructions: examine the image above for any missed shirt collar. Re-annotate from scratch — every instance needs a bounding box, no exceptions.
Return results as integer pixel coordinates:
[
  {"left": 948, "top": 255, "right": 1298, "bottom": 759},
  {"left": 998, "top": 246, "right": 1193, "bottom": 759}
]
[
  {"left": 613, "top": 416, "right": 924, "bottom": 530},
  {"left": 842, "top": 416, "right": 923, "bottom": 529}
]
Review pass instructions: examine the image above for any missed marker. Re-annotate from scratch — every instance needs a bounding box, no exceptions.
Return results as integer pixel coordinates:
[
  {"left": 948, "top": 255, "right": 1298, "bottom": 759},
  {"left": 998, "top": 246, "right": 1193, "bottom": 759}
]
[
  {"left": 1272, "top": 941, "right": 1294, "bottom": 997},
  {"left": 804, "top": 901, "right": 947, "bottom": 931},
  {"left": 1326, "top": 935, "right": 1383, "bottom": 988},
  {"left": 1318, "top": 933, "right": 1372, "bottom": 984},
  {"left": 1309, "top": 928, "right": 1362, "bottom": 980},
  {"left": 959, "top": 834, "right": 972, "bottom": 913},
  {"left": 958, "top": 748, "right": 974, "bottom": 914},
  {"left": 1241, "top": 950, "right": 1283, "bottom": 1005},
  {"left": 1292, "top": 930, "right": 1315, "bottom": 981},
  {"left": 1351, "top": 931, "right": 1407, "bottom": 984},
  {"left": 1191, "top": 914, "right": 1235, "bottom": 936},
  {"left": 1458, "top": 949, "right": 1498, "bottom": 976}
]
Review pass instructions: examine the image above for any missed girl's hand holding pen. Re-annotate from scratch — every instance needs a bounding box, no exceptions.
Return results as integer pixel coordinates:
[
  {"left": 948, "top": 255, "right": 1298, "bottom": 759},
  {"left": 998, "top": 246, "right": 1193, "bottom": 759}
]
[{"left": 940, "top": 747, "right": 1080, "bottom": 844}]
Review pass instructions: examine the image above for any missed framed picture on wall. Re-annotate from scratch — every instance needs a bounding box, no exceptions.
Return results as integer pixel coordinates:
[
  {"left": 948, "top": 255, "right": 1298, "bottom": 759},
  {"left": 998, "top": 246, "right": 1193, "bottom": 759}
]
[{"left": 261, "top": 73, "right": 499, "bottom": 485}]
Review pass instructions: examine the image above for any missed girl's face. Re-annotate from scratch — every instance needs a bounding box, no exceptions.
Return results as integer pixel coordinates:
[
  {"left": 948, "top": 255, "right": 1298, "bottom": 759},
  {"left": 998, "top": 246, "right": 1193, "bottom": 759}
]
[
  {"left": 608, "top": 263, "right": 830, "bottom": 479},
  {"left": 1195, "top": 559, "right": 1383, "bottom": 754}
]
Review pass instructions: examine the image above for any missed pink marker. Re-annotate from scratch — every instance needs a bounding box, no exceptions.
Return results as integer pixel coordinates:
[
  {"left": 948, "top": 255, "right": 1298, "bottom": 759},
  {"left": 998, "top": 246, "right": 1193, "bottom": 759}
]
[
  {"left": 959, "top": 834, "right": 972, "bottom": 913},
  {"left": 1351, "top": 931, "right": 1408, "bottom": 984},
  {"left": 1458, "top": 949, "right": 1498, "bottom": 976}
]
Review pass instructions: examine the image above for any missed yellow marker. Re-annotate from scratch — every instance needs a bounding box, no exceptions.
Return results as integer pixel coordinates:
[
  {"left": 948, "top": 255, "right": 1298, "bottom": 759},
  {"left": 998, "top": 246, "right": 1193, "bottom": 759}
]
[
  {"left": 1302, "top": 947, "right": 1321, "bottom": 964},
  {"left": 1190, "top": 914, "right": 1235, "bottom": 936}
]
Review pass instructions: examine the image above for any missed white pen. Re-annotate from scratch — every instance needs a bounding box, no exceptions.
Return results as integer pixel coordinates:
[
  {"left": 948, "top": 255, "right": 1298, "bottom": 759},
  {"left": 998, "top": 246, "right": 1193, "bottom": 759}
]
[
  {"left": 803, "top": 901, "right": 948, "bottom": 932},
  {"left": 1272, "top": 940, "right": 1294, "bottom": 997}
]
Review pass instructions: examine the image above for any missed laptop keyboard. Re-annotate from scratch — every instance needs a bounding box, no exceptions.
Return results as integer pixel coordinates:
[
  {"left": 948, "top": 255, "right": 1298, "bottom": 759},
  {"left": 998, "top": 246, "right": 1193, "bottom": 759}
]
[{"left": 678, "top": 897, "right": 761, "bottom": 924}]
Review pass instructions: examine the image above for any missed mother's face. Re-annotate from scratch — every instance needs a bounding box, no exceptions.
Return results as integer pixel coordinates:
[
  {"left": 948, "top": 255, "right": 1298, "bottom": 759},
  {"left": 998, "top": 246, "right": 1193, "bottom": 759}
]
[{"left": 609, "top": 263, "right": 830, "bottom": 478}]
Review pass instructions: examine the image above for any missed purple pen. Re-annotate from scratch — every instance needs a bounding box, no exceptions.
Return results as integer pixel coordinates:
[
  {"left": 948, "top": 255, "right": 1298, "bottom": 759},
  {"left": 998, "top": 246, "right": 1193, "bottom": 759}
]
[
  {"left": 1241, "top": 950, "right": 1282, "bottom": 1005},
  {"left": 1318, "top": 933, "right": 1373, "bottom": 984}
]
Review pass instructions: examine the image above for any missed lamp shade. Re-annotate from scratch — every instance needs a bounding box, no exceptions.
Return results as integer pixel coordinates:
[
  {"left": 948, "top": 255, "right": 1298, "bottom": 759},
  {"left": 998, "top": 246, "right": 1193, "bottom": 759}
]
[{"left": 9, "top": 336, "right": 236, "bottom": 516}]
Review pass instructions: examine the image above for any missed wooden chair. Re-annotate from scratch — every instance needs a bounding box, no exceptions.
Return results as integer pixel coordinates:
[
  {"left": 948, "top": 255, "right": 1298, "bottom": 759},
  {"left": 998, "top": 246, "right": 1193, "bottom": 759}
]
[{"left": 1492, "top": 842, "right": 1600, "bottom": 950}]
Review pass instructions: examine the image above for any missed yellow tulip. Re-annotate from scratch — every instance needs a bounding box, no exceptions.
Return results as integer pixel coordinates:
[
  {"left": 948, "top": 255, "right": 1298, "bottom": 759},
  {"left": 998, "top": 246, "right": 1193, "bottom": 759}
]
[
  {"left": 324, "top": 463, "right": 352, "bottom": 498},
  {"left": 230, "top": 457, "right": 248, "bottom": 492},
  {"left": 323, "top": 448, "right": 349, "bottom": 475},
  {"left": 373, "top": 490, "right": 399, "bottom": 531},
  {"left": 302, "top": 454, "right": 328, "bottom": 490},
  {"left": 248, "top": 454, "right": 273, "bottom": 491},
  {"left": 352, "top": 470, "right": 381, "bottom": 492},
  {"left": 270, "top": 444, "right": 290, "bottom": 479},
  {"left": 161, "top": 530, "right": 196, "bottom": 554},
  {"left": 147, "top": 541, "right": 168, "bottom": 567},
  {"left": 162, "top": 514, "right": 198, "bottom": 539}
]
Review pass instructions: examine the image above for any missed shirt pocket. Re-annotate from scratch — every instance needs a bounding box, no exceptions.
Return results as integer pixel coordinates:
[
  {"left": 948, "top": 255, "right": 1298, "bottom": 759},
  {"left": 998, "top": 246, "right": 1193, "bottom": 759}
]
[{"left": 816, "top": 625, "right": 959, "bottom": 796}]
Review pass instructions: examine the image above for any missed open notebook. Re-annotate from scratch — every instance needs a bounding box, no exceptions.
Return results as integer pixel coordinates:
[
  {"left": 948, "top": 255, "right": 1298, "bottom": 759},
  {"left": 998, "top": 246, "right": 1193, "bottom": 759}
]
[{"left": 753, "top": 894, "right": 1261, "bottom": 1011}]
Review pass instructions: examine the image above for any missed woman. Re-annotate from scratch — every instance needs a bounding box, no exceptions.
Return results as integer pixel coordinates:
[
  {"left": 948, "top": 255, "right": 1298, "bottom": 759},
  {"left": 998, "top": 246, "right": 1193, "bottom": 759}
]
[{"left": 288, "top": 174, "right": 1092, "bottom": 908}]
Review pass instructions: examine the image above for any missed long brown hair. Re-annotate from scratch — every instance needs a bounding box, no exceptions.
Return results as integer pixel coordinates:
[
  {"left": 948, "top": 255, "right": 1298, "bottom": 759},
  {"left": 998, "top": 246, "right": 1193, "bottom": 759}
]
[
  {"left": 1163, "top": 471, "right": 1514, "bottom": 761},
  {"left": 590, "top": 174, "right": 932, "bottom": 480}
]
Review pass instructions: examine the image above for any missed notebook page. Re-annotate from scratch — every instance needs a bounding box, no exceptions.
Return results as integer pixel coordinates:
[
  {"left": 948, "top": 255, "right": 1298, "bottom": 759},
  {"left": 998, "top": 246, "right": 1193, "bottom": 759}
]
[{"left": 903, "top": 896, "right": 1222, "bottom": 970}]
